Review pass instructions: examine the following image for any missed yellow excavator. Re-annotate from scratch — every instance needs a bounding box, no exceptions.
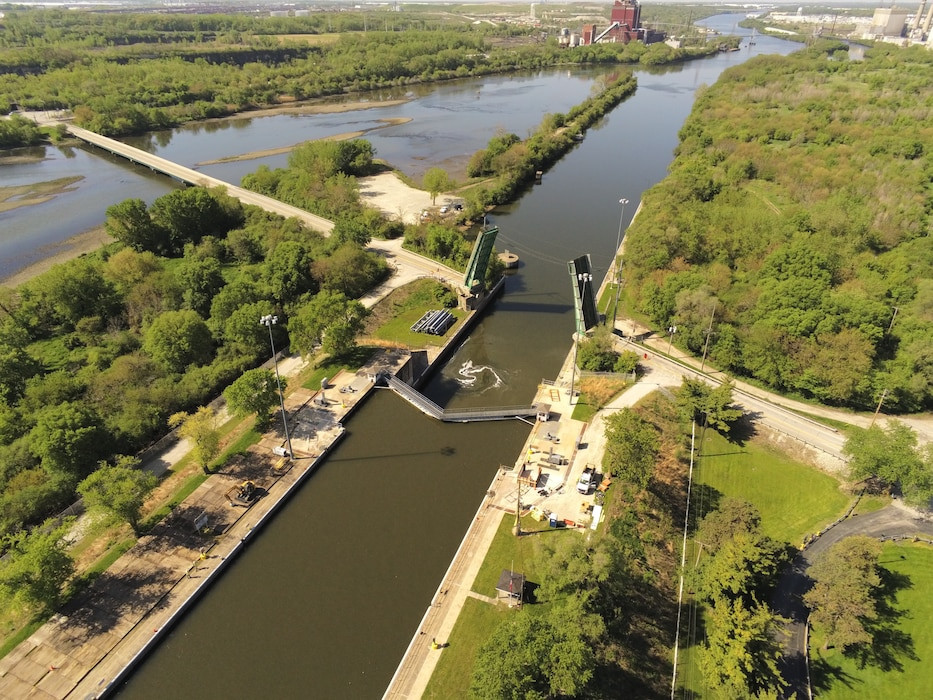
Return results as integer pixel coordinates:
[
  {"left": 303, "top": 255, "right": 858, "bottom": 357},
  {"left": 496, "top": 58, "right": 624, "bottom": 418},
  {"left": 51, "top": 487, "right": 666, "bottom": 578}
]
[{"left": 225, "top": 480, "right": 257, "bottom": 506}]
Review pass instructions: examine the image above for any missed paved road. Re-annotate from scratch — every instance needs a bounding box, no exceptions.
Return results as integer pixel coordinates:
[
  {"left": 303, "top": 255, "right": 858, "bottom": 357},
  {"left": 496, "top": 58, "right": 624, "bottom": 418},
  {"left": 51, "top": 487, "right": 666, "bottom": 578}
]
[
  {"left": 771, "top": 503, "right": 933, "bottom": 698},
  {"left": 68, "top": 126, "right": 335, "bottom": 234},
  {"left": 615, "top": 336, "right": 849, "bottom": 463}
]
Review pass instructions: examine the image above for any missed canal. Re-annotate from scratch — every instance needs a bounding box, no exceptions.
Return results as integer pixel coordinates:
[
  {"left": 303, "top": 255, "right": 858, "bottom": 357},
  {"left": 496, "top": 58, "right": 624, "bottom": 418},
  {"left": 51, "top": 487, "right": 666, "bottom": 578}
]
[{"left": 2, "top": 15, "right": 795, "bottom": 697}]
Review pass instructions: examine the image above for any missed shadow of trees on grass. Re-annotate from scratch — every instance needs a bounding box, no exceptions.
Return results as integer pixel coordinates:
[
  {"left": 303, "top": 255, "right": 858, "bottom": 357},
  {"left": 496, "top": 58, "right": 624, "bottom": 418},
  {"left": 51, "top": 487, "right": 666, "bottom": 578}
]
[
  {"left": 846, "top": 567, "right": 917, "bottom": 672},
  {"left": 811, "top": 565, "right": 917, "bottom": 693}
]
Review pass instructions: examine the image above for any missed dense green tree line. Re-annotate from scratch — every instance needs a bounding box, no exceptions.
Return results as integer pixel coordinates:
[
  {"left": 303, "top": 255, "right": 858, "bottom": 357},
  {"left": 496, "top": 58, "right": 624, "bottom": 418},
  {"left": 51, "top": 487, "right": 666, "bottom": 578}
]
[
  {"left": 623, "top": 41, "right": 933, "bottom": 411},
  {"left": 844, "top": 421, "right": 933, "bottom": 507},
  {"left": 804, "top": 536, "right": 884, "bottom": 652},
  {"left": 0, "top": 181, "right": 386, "bottom": 540},
  {"left": 471, "top": 387, "right": 727, "bottom": 696},
  {"left": 0, "top": 7, "right": 723, "bottom": 137},
  {"left": 0, "top": 112, "right": 41, "bottom": 147},
  {"left": 693, "top": 499, "right": 788, "bottom": 697}
]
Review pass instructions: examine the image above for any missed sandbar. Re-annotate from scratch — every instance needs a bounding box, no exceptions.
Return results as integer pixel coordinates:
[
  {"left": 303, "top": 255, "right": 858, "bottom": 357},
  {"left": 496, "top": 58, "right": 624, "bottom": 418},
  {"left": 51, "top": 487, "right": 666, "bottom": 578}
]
[
  {"left": 0, "top": 175, "right": 83, "bottom": 214},
  {"left": 1, "top": 226, "right": 112, "bottom": 288},
  {"left": 196, "top": 117, "right": 412, "bottom": 166}
]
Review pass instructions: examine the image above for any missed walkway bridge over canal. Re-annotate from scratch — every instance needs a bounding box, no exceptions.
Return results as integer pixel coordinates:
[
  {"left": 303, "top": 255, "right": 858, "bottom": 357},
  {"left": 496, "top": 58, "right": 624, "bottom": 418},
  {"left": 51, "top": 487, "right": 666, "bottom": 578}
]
[{"left": 383, "top": 374, "right": 537, "bottom": 423}]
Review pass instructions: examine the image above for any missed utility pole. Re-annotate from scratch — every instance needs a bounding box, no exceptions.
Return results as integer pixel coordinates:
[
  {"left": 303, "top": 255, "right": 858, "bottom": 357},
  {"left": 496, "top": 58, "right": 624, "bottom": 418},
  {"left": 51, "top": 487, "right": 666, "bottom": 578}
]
[
  {"left": 886, "top": 306, "right": 899, "bottom": 335},
  {"left": 700, "top": 304, "right": 716, "bottom": 372},
  {"left": 667, "top": 324, "right": 677, "bottom": 355},
  {"left": 870, "top": 388, "right": 888, "bottom": 428}
]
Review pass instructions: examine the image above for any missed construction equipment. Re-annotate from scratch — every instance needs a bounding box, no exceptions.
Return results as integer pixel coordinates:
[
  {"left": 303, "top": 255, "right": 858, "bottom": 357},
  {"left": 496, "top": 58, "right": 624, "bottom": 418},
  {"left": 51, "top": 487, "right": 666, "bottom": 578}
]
[{"left": 225, "top": 480, "right": 257, "bottom": 506}]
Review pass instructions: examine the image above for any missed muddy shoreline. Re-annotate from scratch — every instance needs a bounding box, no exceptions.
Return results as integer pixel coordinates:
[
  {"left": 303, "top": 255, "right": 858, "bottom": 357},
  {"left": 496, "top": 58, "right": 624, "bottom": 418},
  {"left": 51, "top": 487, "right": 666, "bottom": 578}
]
[
  {"left": 2, "top": 98, "right": 423, "bottom": 287},
  {"left": 0, "top": 226, "right": 112, "bottom": 288}
]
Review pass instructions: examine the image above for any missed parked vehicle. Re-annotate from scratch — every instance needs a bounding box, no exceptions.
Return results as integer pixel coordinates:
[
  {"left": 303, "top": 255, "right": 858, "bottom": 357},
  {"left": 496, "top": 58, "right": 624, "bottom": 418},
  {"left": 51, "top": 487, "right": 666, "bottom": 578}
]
[{"left": 577, "top": 466, "right": 595, "bottom": 494}]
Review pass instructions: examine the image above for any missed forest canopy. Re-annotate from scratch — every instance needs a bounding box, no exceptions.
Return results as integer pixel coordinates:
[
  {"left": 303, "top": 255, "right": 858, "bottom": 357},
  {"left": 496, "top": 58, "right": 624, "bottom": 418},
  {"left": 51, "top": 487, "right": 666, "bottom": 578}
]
[
  {"left": 0, "top": 7, "right": 722, "bottom": 136},
  {"left": 623, "top": 41, "right": 933, "bottom": 412},
  {"left": 0, "top": 180, "right": 388, "bottom": 540}
]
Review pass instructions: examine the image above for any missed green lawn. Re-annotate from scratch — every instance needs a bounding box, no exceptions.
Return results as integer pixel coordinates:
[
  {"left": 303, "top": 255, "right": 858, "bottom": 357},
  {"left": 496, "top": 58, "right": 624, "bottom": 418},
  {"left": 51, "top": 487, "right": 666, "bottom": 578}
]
[
  {"left": 810, "top": 543, "right": 933, "bottom": 699},
  {"left": 364, "top": 278, "right": 465, "bottom": 349},
  {"left": 300, "top": 346, "right": 376, "bottom": 390},
  {"left": 370, "top": 306, "right": 466, "bottom": 348},
  {"left": 695, "top": 430, "right": 850, "bottom": 546},
  {"left": 422, "top": 597, "right": 510, "bottom": 699},
  {"left": 852, "top": 494, "right": 891, "bottom": 516},
  {"left": 425, "top": 512, "right": 572, "bottom": 696},
  {"left": 470, "top": 511, "right": 566, "bottom": 596}
]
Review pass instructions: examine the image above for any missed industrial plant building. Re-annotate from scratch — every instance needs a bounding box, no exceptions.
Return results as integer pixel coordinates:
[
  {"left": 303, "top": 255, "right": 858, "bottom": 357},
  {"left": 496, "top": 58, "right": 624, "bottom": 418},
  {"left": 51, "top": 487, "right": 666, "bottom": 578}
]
[{"left": 576, "top": 0, "right": 664, "bottom": 47}]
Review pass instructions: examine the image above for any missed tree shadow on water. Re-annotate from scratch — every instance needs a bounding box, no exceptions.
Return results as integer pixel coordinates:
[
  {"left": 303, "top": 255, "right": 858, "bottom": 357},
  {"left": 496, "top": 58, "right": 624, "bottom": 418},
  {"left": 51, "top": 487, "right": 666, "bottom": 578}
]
[{"left": 844, "top": 567, "right": 917, "bottom": 672}]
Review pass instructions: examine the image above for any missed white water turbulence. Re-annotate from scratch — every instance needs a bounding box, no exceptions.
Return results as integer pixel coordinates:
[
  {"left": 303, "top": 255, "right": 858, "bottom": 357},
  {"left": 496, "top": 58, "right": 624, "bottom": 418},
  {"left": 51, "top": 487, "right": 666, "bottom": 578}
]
[{"left": 456, "top": 360, "right": 505, "bottom": 392}]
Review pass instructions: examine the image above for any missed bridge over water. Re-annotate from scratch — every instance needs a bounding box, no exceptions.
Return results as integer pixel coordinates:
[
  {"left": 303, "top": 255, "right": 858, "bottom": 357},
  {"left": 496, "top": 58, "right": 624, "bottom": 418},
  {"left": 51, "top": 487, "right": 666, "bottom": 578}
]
[
  {"left": 382, "top": 374, "right": 537, "bottom": 423},
  {"left": 66, "top": 124, "right": 465, "bottom": 287},
  {"left": 68, "top": 124, "right": 335, "bottom": 234}
]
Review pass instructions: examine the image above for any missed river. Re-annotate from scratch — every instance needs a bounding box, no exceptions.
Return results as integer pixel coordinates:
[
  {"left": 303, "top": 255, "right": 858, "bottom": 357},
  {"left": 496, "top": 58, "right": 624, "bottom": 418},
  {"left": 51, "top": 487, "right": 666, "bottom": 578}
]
[{"left": 2, "top": 15, "right": 795, "bottom": 697}]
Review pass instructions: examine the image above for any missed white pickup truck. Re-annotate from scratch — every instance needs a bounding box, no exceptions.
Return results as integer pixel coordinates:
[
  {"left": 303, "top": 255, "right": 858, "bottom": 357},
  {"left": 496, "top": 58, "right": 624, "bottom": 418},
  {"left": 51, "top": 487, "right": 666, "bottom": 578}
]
[{"left": 577, "top": 466, "right": 595, "bottom": 494}]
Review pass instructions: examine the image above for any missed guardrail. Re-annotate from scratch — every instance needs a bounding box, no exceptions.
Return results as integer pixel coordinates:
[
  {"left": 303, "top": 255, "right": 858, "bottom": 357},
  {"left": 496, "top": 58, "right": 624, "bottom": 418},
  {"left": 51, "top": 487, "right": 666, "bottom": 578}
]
[
  {"left": 383, "top": 374, "right": 535, "bottom": 423},
  {"left": 614, "top": 335, "right": 847, "bottom": 462}
]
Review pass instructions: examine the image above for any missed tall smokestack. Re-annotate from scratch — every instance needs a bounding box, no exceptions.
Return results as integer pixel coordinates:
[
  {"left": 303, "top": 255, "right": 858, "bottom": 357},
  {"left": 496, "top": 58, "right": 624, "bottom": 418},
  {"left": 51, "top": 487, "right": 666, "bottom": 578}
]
[
  {"left": 925, "top": 2, "right": 933, "bottom": 33},
  {"left": 914, "top": 0, "right": 928, "bottom": 30}
]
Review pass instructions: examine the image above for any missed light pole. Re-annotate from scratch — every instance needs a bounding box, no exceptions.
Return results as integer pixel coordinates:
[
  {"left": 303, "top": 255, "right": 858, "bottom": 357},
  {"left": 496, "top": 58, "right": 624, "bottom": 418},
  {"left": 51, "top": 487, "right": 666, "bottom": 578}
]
[
  {"left": 260, "top": 314, "right": 293, "bottom": 459},
  {"left": 611, "top": 198, "right": 629, "bottom": 328},
  {"left": 570, "top": 272, "right": 592, "bottom": 404},
  {"left": 667, "top": 325, "right": 677, "bottom": 355}
]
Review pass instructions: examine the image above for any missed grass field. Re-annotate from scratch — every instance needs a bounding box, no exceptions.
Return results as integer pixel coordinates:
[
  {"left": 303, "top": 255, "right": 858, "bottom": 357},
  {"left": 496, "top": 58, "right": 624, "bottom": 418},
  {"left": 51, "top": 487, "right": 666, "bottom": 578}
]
[
  {"left": 422, "top": 597, "right": 510, "bottom": 699},
  {"left": 810, "top": 542, "right": 933, "bottom": 699},
  {"left": 363, "top": 278, "right": 464, "bottom": 349},
  {"left": 425, "top": 512, "right": 568, "bottom": 696},
  {"left": 678, "top": 431, "right": 854, "bottom": 696},
  {"left": 369, "top": 305, "right": 465, "bottom": 349},
  {"left": 299, "top": 345, "right": 376, "bottom": 390},
  {"left": 694, "top": 430, "right": 851, "bottom": 546},
  {"left": 470, "top": 512, "right": 566, "bottom": 596}
]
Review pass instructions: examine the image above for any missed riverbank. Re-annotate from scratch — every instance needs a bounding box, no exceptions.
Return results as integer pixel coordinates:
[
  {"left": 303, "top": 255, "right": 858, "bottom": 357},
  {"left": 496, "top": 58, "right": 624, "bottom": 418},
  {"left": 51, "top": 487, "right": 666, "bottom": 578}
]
[
  {"left": 0, "top": 243, "right": 486, "bottom": 697},
  {"left": 0, "top": 226, "right": 111, "bottom": 287},
  {"left": 0, "top": 172, "right": 440, "bottom": 287}
]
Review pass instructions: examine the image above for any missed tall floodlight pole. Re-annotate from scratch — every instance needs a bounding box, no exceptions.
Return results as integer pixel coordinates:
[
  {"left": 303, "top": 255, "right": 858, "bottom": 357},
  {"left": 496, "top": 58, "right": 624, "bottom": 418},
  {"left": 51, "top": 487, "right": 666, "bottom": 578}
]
[
  {"left": 611, "top": 198, "right": 629, "bottom": 329},
  {"left": 570, "top": 272, "right": 592, "bottom": 404},
  {"left": 260, "top": 314, "right": 293, "bottom": 459},
  {"left": 667, "top": 325, "right": 677, "bottom": 355}
]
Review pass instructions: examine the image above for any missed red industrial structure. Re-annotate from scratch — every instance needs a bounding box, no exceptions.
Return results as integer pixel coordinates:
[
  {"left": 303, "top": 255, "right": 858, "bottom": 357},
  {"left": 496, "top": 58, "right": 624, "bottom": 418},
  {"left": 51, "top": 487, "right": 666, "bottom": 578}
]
[{"left": 581, "top": 0, "right": 663, "bottom": 45}]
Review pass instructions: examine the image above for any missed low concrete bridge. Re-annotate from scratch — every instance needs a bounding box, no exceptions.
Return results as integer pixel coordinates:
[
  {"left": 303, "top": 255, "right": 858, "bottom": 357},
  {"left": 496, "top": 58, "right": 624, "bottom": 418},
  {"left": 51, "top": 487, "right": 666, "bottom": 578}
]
[
  {"left": 66, "top": 125, "right": 467, "bottom": 288},
  {"left": 67, "top": 125, "right": 335, "bottom": 235},
  {"left": 383, "top": 374, "right": 536, "bottom": 423}
]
